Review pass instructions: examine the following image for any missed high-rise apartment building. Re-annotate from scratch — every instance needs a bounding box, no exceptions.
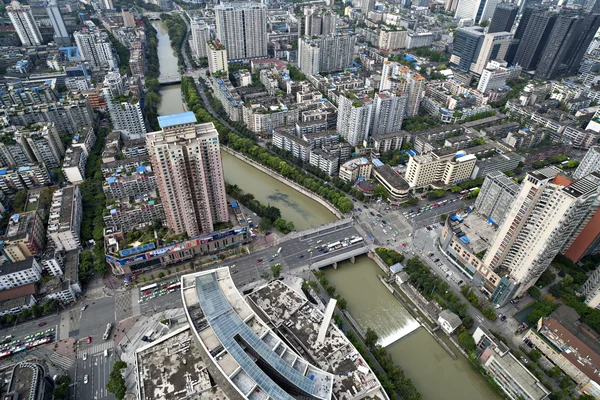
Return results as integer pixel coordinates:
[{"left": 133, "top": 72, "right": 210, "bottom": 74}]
[
  {"left": 17, "top": 123, "right": 66, "bottom": 169},
  {"left": 379, "top": 60, "right": 424, "bottom": 117},
  {"left": 215, "top": 2, "right": 267, "bottom": 61},
  {"left": 7, "top": 1, "right": 43, "bottom": 46},
  {"left": 535, "top": 13, "right": 600, "bottom": 80},
  {"left": 336, "top": 93, "right": 373, "bottom": 146},
  {"left": 74, "top": 29, "right": 115, "bottom": 69},
  {"left": 298, "top": 34, "right": 356, "bottom": 75},
  {"left": 372, "top": 91, "right": 408, "bottom": 135},
  {"left": 147, "top": 112, "right": 228, "bottom": 237},
  {"left": 304, "top": 9, "right": 336, "bottom": 36},
  {"left": 512, "top": 10, "right": 557, "bottom": 70},
  {"left": 191, "top": 20, "right": 210, "bottom": 60},
  {"left": 484, "top": 168, "right": 600, "bottom": 300},
  {"left": 363, "top": 0, "right": 376, "bottom": 15},
  {"left": 103, "top": 71, "right": 146, "bottom": 138},
  {"left": 574, "top": 146, "right": 600, "bottom": 179},
  {"left": 475, "top": 170, "right": 520, "bottom": 225},
  {"left": 207, "top": 40, "right": 228, "bottom": 74},
  {"left": 488, "top": 3, "right": 518, "bottom": 33},
  {"left": 46, "top": 0, "right": 69, "bottom": 45}
]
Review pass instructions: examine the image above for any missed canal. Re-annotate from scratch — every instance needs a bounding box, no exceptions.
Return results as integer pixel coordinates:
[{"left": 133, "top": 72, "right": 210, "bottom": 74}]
[
  {"left": 324, "top": 258, "right": 500, "bottom": 400},
  {"left": 154, "top": 20, "right": 185, "bottom": 116},
  {"left": 153, "top": 20, "right": 336, "bottom": 230}
]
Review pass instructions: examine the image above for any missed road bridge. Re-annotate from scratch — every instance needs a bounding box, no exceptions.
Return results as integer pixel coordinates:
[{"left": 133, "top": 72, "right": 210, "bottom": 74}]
[{"left": 158, "top": 75, "right": 182, "bottom": 85}]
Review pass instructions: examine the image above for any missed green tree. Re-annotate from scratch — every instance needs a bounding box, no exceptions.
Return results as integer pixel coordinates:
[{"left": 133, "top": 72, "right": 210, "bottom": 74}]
[
  {"left": 271, "top": 264, "right": 281, "bottom": 279},
  {"left": 440, "top": 214, "right": 448, "bottom": 221},
  {"left": 374, "top": 184, "right": 387, "bottom": 199},
  {"left": 107, "top": 361, "right": 127, "bottom": 400},
  {"left": 365, "top": 327, "right": 379, "bottom": 348},
  {"left": 450, "top": 185, "right": 462, "bottom": 193},
  {"left": 527, "top": 286, "right": 541, "bottom": 300},
  {"left": 458, "top": 331, "right": 476, "bottom": 352},
  {"left": 528, "top": 349, "right": 542, "bottom": 362},
  {"left": 337, "top": 297, "right": 347, "bottom": 309},
  {"left": 53, "top": 383, "right": 69, "bottom": 399}
]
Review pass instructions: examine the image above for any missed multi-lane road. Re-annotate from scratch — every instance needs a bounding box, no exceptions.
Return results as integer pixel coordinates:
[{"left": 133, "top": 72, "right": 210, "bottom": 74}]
[{"left": 78, "top": 348, "right": 115, "bottom": 400}]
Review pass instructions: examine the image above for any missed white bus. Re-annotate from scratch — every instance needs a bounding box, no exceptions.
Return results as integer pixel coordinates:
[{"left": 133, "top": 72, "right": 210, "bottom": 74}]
[
  {"left": 140, "top": 283, "right": 158, "bottom": 293},
  {"left": 349, "top": 237, "right": 364, "bottom": 245},
  {"left": 103, "top": 323, "right": 112, "bottom": 340},
  {"left": 277, "top": 247, "right": 282, "bottom": 254},
  {"left": 328, "top": 241, "right": 341, "bottom": 250}
]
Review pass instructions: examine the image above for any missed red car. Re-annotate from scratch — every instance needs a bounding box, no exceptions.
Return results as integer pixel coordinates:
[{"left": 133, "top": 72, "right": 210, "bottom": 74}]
[
  {"left": 256, "top": 259, "right": 263, "bottom": 262},
  {"left": 87, "top": 336, "right": 92, "bottom": 344},
  {"left": 402, "top": 243, "right": 407, "bottom": 247},
  {"left": 38, "top": 322, "right": 46, "bottom": 327}
]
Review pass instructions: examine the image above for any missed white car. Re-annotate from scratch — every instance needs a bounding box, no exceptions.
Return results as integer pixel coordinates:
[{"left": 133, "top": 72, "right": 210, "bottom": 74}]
[
  {"left": 84, "top": 375, "right": 89, "bottom": 384},
  {"left": 83, "top": 353, "right": 87, "bottom": 361}
]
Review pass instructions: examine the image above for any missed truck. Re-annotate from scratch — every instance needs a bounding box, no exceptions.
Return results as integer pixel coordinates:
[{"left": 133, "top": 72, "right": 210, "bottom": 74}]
[{"left": 103, "top": 323, "right": 112, "bottom": 340}]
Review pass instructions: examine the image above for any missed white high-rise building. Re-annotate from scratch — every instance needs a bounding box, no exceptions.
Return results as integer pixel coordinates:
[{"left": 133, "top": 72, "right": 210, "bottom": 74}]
[
  {"left": 147, "top": 112, "right": 228, "bottom": 237},
  {"left": 371, "top": 91, "right": 408, "bottom": 135},
  {"left": 215, "top": 2, "right": 267, "bottom": 61},
  {"left": 207, "top": 40, "right": 228, "bottom": 74},
  {"left": 46, "top": 0, "right": 70, "bottom": 45},
  {"left": 7, "top": 1, "right": 43, "bottom": 46},
  {"left": 337, "top": 93, "right": 373, "bottom": 146},
  {"left": 74, "top": 30, "right": 115, "bottom": 70},
  {"left": 455, "top": 0, "right": 501, "bottom": 24},
  {"left": 191, "top": 20, "right": 210, "bottom": 60},
  {"left": 379, "top": 59, "right": 425, "bottom": 117},
  {"left": 471, "top": 31, "right": 512, "bottom": 75},
  {"left": 484, "top": 168, "right": 600, "bottom": 301},
  {"left": 103, "top": 71, "right": 146, "bottom": 139},
  {"left": 574, "top": 146, "right": 600, "bottom": 179}
]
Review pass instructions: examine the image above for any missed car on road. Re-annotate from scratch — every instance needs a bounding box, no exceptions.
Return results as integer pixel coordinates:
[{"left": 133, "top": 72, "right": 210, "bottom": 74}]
[
  {"left": 299, "top": 254, "right": 304, "bottom": 258},
  {"left": 38, "top": 322, "right": 46, "bottom": 327},
  {"left": 434, "top": 259, "right": 440, "bottom": 262},
  {"left": 317, "top": 240, "right": 323, "bottom": 244},
  {"left": 357, "top": 208, "right": 362, "bottom": 212},
  {"left": 83, "top": 353, "right": 87, "bottom": 361},
  {"left": 87, "top": 336, "right": 92, "bottom": 344},
  {"left": 269, "top": 258, "right": 274, "bottom": 262},
  {"left": 81, "top": 305, "right": 88, "bottom": 311},
  {"left": 256, "top": 258, "right": 263, "bottom": 262},
  {"left": 84, "top": 375, "right": 88, "bottom": 384},
  {"left": 458, "top": 280, "right": 464, "bottom": 285}
]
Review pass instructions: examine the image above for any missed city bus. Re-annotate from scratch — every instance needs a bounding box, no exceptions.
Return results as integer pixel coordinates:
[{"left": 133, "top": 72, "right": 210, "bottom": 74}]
[
  {"left": 103, "top": 323, "right": 112, "bottom": 340},
  {"left": 277, "top": 247, "right": 282, "bottom": 254},
  {"left": 328, "top": 241, "right": 341, "bottom": 250},
  {"left": 349, "top": 237, "right": 364, "bottom": 245},
  {"left": 166, "top": 282, "right": 181, "bottom": 290},
  {"left": 140, "top": 283, "right": 158, "bottom": 293}
]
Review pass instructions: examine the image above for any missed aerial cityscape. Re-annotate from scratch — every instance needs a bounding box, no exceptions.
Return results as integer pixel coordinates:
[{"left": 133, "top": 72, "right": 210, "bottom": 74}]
[{"left": 1, "top": 0, "right": 600, "bottom": 399}]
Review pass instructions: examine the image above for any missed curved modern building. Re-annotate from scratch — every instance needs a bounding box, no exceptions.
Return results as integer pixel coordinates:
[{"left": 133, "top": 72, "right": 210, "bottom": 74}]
[{"left": 182, "top": 268, "right": 387, "bottom": 400}]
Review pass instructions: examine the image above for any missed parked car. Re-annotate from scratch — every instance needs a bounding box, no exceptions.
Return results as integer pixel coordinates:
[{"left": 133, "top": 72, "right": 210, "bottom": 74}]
[
  {"left": 81, "top": 305, "right": 88, "bottom": 311},
  {"left": 83, "top": 353, "right": 88, "bottom": 361},
  {"left": 87, "top": 336, "right": 92, "bottom": 344}
]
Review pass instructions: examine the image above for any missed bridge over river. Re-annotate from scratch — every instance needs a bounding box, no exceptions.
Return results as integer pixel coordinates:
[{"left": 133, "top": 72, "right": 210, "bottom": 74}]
[{"left": 157, "top": 75, "right": 182, "bottom": 85}]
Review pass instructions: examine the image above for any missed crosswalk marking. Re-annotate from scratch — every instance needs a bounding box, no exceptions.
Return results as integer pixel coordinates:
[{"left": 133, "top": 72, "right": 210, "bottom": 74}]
[
  {"left": 78, "top": 341, "right": 114, "bottom": 358},
  {"left": 48, "top": 352, "right": 75, "bottom": 370}
]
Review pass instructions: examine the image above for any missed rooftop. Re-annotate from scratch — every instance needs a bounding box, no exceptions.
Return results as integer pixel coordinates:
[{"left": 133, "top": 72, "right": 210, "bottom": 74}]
[
  {"left": 5, "top": 211, "right": 37, "bottom": 241},
  {"left": 482, "top": 349, "right": 550, "bottom": 399},
  {"left": 9, "top": 362, "right": 43, "bottom": 400},
  {"left": 158, "top": 112, "right": 197, "bottom": 129},
  {"left": 0, "top": 282, "right": 36, "bottom": 302},
  {"left": 182, "top": 269, "right": 334, "bottom": 400},
  {"left": 374, "top": 165, "right": 409, "bottom": 190},
  {"left": 247, "top": 280, "right": 387, "bottom": 400},
  {"left": 0, "top": 258, "right": 36, "bottom": 277},
  {"left": 136, "top": 325, "right": 227, "bottom": 400},
  {"left": 448, "top": 212, "right": 497, "bottom": 255},
  {"left": 540, "top": 318, "right": 600, "bottom": 385}
]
